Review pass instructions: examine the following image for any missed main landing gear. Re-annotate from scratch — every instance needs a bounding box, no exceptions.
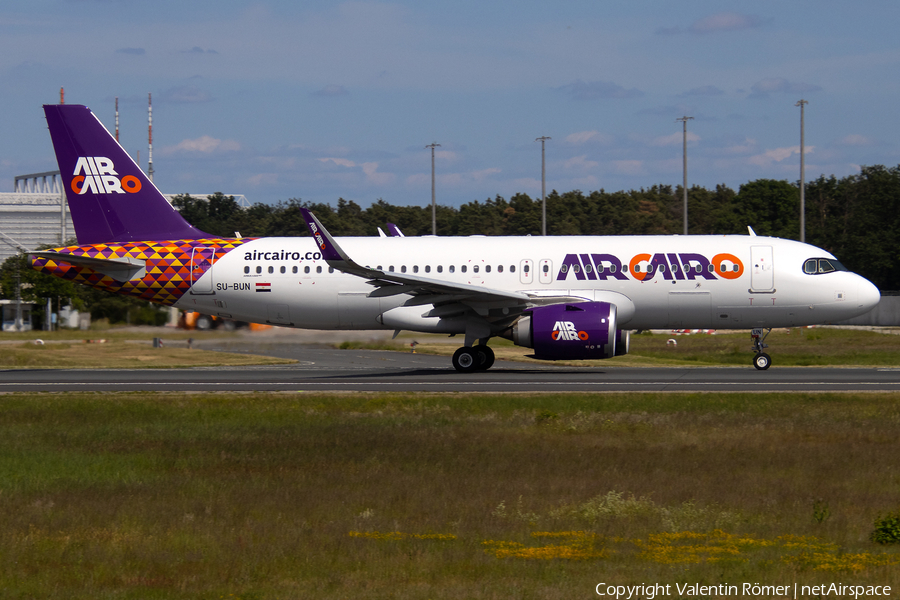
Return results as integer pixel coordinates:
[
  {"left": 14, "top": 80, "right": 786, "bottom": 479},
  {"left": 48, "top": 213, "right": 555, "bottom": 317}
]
[
  {"left": 452, "top": 345, "right": 495, "bottom": 373},
  {"left": 751, "top": 328, "right": 772, "bottom": 370}
]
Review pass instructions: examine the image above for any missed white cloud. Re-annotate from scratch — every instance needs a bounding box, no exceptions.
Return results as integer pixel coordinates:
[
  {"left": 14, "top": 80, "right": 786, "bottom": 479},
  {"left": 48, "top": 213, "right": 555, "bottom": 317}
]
[
  {"left": 563, "top": 155, "right": 598, "bottom": 171},
  {"left": 721, "top": 138, "right": 758, "bottom": 155},
  {"left": 164, "top": 135, "right": 240, "bottom": 155},
  {"left": 651, "top": 132, "right": 700, "bottom": 147},
  {"left": 318, "top": 157, "right": 356, "bottom": 168},
  {"left": 557, "top": 80, "right": 643, "bottom": 101},
  {"left": 565, "top": 130, "right": 613, "bottom": 145},
  {"left": 434, "top": 150, "right": 458, "bottom": 162},
  {"left": 470, "top": 168, "right": 501, "bottom": 181},
  {"left": 840, "top": 134, "right": 876, "bottom": 146},
  {"left": 613, "top": 160, "right": 644, "bottom": 175},
  {"left": 749, "top": 78, "right": 822, "bottom": 98},
  {"left": 690, "top": 13, "right": 765, "bottom": 34},
  {"left": 361, "top": 161, "right": 394, "bottom": 185},
  {"left": 747, "top": 145, "right": 814, "bottom": 167}
]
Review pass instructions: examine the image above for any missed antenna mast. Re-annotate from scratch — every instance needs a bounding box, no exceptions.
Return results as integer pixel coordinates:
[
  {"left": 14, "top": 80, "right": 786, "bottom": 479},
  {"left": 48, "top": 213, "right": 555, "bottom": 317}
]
[
  {"left": 148, "top": 93, "right": 154, "bottom": 182},
  {"left": 115, "top": 97, "right": 119, "bottom": 142}
]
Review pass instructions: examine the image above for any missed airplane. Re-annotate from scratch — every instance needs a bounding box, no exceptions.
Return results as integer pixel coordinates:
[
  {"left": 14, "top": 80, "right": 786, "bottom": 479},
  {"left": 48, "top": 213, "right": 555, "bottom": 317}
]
[{"left": 30, "top": 104, "right": 881, "bottom": 372}]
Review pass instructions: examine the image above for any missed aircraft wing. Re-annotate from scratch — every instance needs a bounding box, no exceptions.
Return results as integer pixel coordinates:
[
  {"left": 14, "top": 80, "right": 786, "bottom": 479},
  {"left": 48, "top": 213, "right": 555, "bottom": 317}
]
[{"left": 300, "top": 208, "right": 578, "bottom": 311}]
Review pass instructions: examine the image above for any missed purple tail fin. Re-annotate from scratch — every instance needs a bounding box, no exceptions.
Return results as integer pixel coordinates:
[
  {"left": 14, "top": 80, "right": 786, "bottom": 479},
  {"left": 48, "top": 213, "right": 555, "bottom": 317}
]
[{"left": 43, "top": 104, "right": 210, "bottom": 244}]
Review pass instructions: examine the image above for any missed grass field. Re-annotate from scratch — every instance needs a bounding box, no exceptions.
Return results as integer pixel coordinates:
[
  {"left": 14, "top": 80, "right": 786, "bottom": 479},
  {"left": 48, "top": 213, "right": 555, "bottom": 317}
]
[
  {"left": 0, "top": 340, "right": 295, "bottom": 369},
  {"left": 1, "top": 391, "right": 898, "bottom": 599}
]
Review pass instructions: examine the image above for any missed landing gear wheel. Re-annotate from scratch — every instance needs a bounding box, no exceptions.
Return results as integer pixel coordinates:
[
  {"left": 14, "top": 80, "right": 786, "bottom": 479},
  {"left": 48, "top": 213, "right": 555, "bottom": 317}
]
[
  {"left": 475, "top": 345, "right": 495, "bottom": 371},
  {"left": 452, "top": 346, "right": 479, "bottom": 373},
  {"left": 753, "top": 352, "right": 771, "bottom": 370},
  {"left": 750, "top": 328, "right": 772, "bottom": 371}
]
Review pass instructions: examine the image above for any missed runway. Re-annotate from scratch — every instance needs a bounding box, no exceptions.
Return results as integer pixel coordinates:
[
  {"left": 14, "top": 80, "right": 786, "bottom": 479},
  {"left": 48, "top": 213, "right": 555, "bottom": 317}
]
[{"left": 2, "top": 342, "right": 899, "bottom": 392}]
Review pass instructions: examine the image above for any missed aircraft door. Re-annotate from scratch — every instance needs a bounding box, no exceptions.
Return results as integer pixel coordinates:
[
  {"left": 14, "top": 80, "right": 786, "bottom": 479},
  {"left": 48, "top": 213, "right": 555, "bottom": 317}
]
[
  {"left": 519, "top": 259, "right": 533, "bottom": 285},
  {"left": 750, "top": 245, "right": 774, "bottom": 292},
  {"left": 190, "top": 247, "right": 216, "bottom": 295},
  {"left": 539, "top": 259, "right": 553, "bottom": 284}
]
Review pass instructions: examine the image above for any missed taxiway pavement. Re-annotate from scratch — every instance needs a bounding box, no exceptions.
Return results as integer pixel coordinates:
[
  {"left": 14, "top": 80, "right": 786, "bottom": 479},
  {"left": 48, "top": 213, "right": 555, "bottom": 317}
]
[{"left": 1, "top": 340, "right": 899, "bottom": 392}]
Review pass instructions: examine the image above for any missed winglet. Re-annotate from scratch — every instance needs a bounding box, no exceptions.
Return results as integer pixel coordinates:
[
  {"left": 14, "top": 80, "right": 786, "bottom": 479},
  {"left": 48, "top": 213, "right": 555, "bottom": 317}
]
[
  {"left": 386, "top": 223, "right": 405, "bottom": 237},
  {"left": 300, "top": 207, "right": 346, "bottom": 262},
  {"left": 300, "top": 207, "right": 378, "bottom": 277},
  {"left": 747, "top": 226, "right": 757, "bottom": 237}
]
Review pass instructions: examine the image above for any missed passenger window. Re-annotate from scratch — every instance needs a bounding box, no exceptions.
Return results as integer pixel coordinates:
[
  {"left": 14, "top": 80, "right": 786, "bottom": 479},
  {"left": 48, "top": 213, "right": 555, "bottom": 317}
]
[
  {"left": 316, "top": 266, "right": 322, "bottom": 273},
  {"left": 659, "top": 265, "right": 666, "bottom": 273},
  {"left": 610, "top": 265, "right": 616, "bottom": 273},
  {"left": 329, "top": 267, "right": 334, "bottom": 273},
  {"left": 413, "top": 265, "right": 419, "bottom": 273},
  {"left": 708, "top": 264, "right": 714, "bottom": 273},
  {"left": 461, "top": 265, "right": 467, "bottom": 273},
  {"left": 524, "top": 264, "right": 530, "bottom": 273},
  {"left": 425, "top": 265, "right": 431, "bottom": 273},
  {"left": 292, "top": 266, "right": 298, "bottom": 274},
  {"left": 377, "top": 265, "right": 383, "bottom": 270},
  {"left": 437, "top": 265, "right": 443, "bottom": 273},
  {"left": 244, "top": 266, "right": 249, "bottom": 274},
  {"left": 597, "top": 265, "right": 604, "bottom": 273},
  {"left": 485, "top": 265, "right": 491, "bottom": 273},
  {"left": 473, "top": 265, "right": 479, "bottom": 273},
  {"left": 256, "top": 266, "right": 262, "bottom": 274},
  {"left": 280, "top": 266, "right": 286, "bottom": 274},
  {"left": 572, "top": 264, "right": 579, "bottom": 273},
  {"left": 584, "top": 264, "right": 592, "bottom": 273},
  {"left": 733, "top": 264, "right": 739, "bottom": 272},
  {"left": 268, "top": 266, "right": 274, "bottom": 274},
  {"left": 449, "top": 265, "right": 455, "bottom": 273},
  {"left": 304, "top": 266, "right": 310, "bottom": 274},
  {"left": 510, "top": 265, "right": 515, "bottom": 273},
  {"left": 498, "top": 265, "right": 503, "bottom": 273},
  {"left": 401, "top": 265, "right": 407, "bottom": 273}
]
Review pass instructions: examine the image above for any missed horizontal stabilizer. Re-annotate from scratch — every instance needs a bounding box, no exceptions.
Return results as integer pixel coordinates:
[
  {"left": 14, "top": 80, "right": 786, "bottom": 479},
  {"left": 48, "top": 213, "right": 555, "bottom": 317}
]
[{"left": 30, "top": 251, "right": 147, "bottom": 281}]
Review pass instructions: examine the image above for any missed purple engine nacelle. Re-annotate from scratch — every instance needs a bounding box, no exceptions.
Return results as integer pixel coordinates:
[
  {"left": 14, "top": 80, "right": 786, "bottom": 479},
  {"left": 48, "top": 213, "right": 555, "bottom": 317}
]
[{"left": 506, "top": 301, "right": 629, "bottom": 360}]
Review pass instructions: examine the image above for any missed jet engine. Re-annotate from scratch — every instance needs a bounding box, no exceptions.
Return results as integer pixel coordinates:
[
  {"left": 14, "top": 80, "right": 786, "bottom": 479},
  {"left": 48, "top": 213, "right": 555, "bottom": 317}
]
[{"left": 502, "top": 302, "right": 629, "bottom": 360}]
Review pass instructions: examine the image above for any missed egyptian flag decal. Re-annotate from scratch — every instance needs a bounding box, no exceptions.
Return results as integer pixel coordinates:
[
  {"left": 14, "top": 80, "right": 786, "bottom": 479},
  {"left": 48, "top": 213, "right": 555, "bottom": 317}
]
[{"left": 256, "top": 282, "right": 272, "bottom": 293}]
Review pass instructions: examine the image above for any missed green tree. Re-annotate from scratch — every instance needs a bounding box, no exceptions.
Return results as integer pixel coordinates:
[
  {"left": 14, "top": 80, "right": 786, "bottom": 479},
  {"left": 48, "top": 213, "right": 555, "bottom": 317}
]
[{"left": 731, "top": 179, "right": 800, "bottom": 238}]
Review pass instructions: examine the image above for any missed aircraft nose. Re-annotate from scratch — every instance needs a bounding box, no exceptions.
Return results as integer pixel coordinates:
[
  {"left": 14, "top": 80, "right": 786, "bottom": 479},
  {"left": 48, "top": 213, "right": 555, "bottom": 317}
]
[{"left": 858, "top": 278, "right": 881, "bottom": 312}]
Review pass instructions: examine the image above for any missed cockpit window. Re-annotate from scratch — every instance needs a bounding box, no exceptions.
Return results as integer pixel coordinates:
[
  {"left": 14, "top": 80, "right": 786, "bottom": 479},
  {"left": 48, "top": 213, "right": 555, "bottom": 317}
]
[{"left": 804, "top": 258, "right": 850, "bottom": 275}]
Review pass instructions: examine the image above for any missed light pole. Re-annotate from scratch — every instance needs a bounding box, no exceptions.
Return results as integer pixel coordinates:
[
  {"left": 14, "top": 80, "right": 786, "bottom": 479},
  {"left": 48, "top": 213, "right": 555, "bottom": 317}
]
[
  {"left": 536, "top": 136, "right": 551, "bottom": 236},
  {"left": 425, "top": 143, "right": 440, "bottom": 235},
  {"left": 676, "top": 116, "right": 694, "bottom": 235},
  {"left": 795, "top": 99, "right": 808, "bottom": 243}
]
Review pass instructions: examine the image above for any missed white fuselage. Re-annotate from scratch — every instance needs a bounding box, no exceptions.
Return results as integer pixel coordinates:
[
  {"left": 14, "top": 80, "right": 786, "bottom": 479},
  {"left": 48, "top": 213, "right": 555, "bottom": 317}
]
[{"left": 175, "top": 234, "right": 880, "bottom": 332}]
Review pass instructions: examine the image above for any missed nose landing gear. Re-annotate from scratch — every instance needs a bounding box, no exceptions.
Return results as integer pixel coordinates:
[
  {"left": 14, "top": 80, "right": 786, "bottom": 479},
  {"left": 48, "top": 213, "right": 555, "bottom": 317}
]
[{"left": 751, "top": 328, "right": 772, "bottom": 370}]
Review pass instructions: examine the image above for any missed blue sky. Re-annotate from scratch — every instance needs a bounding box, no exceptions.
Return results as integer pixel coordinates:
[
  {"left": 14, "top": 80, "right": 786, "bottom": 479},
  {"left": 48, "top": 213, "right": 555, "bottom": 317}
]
[{"left": 2, "top": 0, "right": 900, "bottom": 208}]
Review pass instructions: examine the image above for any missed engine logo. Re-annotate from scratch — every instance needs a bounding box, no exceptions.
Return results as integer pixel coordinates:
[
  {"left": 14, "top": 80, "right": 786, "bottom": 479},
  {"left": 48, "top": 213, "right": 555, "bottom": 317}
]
[{"left": 551, "top": 321, "right": 589, "bottom": 341}]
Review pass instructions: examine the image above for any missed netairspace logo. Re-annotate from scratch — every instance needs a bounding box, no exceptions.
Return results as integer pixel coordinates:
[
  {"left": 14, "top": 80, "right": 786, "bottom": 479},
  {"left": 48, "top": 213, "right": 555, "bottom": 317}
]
[
  {"left": 551, "top": 321, "right": 588, "bottom": 341},
  {"left": 71, "top": 157, "right": 142, "bottom": 195}
]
